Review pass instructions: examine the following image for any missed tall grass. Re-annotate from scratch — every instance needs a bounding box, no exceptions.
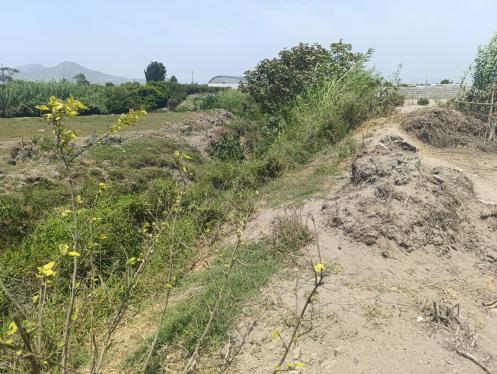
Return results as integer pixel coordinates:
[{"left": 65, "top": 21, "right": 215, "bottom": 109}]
[
  {"left": 0, "top": 81, "right": 108, "bottom": 117},
  {"left": 195, "top": 68, "right": 399, "bottom": 195},
  {"left": 264, "top": 68, "right": 397, "bottom": 169}
]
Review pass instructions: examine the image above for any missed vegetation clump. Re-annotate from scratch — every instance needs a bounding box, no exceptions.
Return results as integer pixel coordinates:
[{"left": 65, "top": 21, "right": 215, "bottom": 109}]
[
  {"left": 242, "top": 41, "right": 368, "bottom": 115},
  {"left": 417, "top": 97, "right": 430, "bottom": 105},
  {"left": 461, "top": 31, "right": 497, "bottom": 112}
]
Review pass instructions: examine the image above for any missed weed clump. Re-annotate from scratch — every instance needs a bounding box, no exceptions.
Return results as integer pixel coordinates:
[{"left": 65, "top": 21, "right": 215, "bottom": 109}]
[
  {"left": 270, "top": 212, "right": 312, "bottom": 255},
  {"left": 417, "top": 97, "right": 430, "bottom": 105}
]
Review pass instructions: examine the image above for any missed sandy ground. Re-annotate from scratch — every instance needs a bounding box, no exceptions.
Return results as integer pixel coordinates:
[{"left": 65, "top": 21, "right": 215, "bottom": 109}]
[{"left": 221, "top": 107, "right": 497, "bottom": 374}]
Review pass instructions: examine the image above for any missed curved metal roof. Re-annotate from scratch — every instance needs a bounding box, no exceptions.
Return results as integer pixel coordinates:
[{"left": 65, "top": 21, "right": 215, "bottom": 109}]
[{"left": 208, "top": 75, "right": 246, "bottom": 84}]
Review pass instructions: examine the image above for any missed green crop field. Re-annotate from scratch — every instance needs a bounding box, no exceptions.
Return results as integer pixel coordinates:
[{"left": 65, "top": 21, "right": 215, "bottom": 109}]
[{"left": 0, "top": 111, "right": 199, "bottom": 142}]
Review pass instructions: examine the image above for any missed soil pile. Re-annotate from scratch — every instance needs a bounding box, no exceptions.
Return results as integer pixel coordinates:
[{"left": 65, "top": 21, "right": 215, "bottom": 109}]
[
  {"left": 9, "top": 138, "right": 55, "bottom": 165},
  {"left": 324, "top": 135, "right": 497, "bottom": 256},
  {"left": 402, "top": 108, "right": 497, "bottom": 152}
]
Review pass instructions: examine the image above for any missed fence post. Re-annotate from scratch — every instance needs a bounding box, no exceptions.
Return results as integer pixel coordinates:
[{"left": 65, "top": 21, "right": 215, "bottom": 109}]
[{"left": 489, "top": 90, "right": 495, "bottom": 141}]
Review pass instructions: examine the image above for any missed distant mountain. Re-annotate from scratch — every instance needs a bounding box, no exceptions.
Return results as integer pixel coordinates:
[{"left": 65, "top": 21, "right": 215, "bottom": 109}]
[{"left": 15, "top": 62, "right": 143, "bottom": 84}]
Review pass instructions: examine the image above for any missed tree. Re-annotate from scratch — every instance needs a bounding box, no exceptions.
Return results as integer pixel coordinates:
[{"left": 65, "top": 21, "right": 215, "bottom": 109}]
[
  {"left": 169, "top": 75, "right": 178, "bottom": 84},
  {"left": 473, "top": 31, "right": 497, "bottom": 92},
  {"left": 144, "top": 61, "right": 166, "bottom": 82},
  {"left": 440, "top": 79, "right": 452, "bottom": 84},
  {"left": 0, "top": 66, "right": 19, "bottom": 83},
  {"left": 242, "top": 41, "right": 367, "bottom": 114},
  {"left": 73, "top": 73, "right": 90, "bottom": 85}
]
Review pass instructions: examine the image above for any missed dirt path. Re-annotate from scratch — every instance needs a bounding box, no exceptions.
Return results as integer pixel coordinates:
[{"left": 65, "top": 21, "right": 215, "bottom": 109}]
[{"left": 222, "top": 108, "right": 497, "bottom": 374}]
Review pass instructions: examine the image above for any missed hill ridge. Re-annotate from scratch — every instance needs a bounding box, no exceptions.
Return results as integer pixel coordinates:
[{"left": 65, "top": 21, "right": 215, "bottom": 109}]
[{"left": 15, "top": 61, "right": 143, "bottom": 84}]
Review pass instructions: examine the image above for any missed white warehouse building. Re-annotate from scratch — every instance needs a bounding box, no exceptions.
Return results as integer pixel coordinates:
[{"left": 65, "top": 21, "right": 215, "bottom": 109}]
[{"left": 207, "top": 75, "right": 246, "bottom": 89}]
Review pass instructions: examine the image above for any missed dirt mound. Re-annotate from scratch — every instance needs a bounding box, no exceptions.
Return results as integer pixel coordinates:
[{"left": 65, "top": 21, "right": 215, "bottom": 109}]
[
  {"left": 8, "top": 138, "right": 55, "bottom": 165},
  {"left": 324, "top": 135, "right": 497, "bottom": 255},
  {"left": 180, "top": 109, "right": 234, "bottom": 134},
  {"left": 402, "top": 108, "right": 497, "bottom": 152}
]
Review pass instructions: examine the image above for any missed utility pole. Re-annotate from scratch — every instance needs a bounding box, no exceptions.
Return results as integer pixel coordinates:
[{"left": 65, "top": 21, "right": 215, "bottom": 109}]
[{"left": 191, "top": 69, "right": 194, "bottom": 84}]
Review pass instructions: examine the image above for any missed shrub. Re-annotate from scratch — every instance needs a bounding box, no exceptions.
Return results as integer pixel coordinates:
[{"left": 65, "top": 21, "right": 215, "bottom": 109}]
[
  {"left": 417, "top": 97, "right": 430, "bottom": 105},
  {"left": 183, "top": 84, "right": 222, "bottom": 95},
  {"left": 242, "top": 40, "right": 368, "bottom": 114},
  {"left": 104, "top": 84, "right": 140, "bottom": 113},
  {"left": 197, "top": 89, "right": 262, "bottom": 120},
  {"left": 208, "top": 133, "right": 245, "bottom": 161},
  {"left": 264, "top": 67, "right": 398, "bottom": 171},
  {"left": 166, "top": 81, "right": 187, "bottom": 109}
]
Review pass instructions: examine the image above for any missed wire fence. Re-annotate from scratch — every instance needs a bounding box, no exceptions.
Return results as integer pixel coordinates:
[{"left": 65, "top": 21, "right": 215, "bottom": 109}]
[
  {"left": 453, "top": 91, "right": 497, "bottom": 139},
  {"left": 453, "top": 98, "right": 496, "bottom": 123}
]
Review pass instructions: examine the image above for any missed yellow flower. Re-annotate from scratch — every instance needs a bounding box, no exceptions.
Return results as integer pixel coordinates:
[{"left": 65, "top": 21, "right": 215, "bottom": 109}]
[
  {"left": 99, "top": 233, "right": 108, "bottom": 240},
  {"left": 61, "top": 209, "right": 72, "bottom": 217},
  {"left": 75, "top": 195, "right": 83, "bottom": 205},
  {"left": 126, "top": 257, "right": 137, "bottom": 266},
  {"left": 67, "top": 251, "right": 81, "bottom": 257},
  {"left": 109, "top": 109, "right": 146, "bottom": 133},
  {"left": 98, "top": 182, "right": 107, "bottom": 191},
  {"left": 271, "top": 330, "right": 280, "bottom": 340},
  {"left": 7, "top": 322, "right": 17, "bottom": 336},
  {"left": 38, "top": 261, "right": 56, "bottom": 277},
  {"left": 287, "top": 362, "right": 305, "bottom": 368},
  {"left": 59, "top": 243, "right": 69, "bottom": 255},
  {"left": 313, "top": 262, "right": 327, "bottom": 273}
]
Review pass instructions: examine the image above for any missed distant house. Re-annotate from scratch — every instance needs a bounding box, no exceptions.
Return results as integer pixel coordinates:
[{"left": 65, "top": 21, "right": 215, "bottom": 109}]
[{"left": 208, "top": 76, "right": 246, "bottom": 89}]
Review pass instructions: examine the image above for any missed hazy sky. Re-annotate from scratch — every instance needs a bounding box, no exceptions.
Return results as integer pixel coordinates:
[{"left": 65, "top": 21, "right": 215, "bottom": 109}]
[{"left": 1, "top": 0, "right": 496, "bottom": 83}]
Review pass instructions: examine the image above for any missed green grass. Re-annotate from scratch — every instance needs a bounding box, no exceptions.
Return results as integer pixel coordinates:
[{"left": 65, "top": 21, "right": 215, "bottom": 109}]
[
  {"left": 126, "top": 213, "right": 312, "bottom": 372},
  {"left": 0, "top": 136, "right": 204, "bottom": 248},
  {"left": 0, "top": 112, "right": 199, "bottom": 142},
  {"left": 261, "top": 137, "right": 361, "bottom": 207},
  {"left": 130, "top": 241, "right": 281, "bottom": 372}
]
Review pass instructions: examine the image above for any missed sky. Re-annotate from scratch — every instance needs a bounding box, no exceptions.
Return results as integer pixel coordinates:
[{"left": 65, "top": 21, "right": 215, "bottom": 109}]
[{"left": 1, "top": 0, "right": 496, "bottom": 84}]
